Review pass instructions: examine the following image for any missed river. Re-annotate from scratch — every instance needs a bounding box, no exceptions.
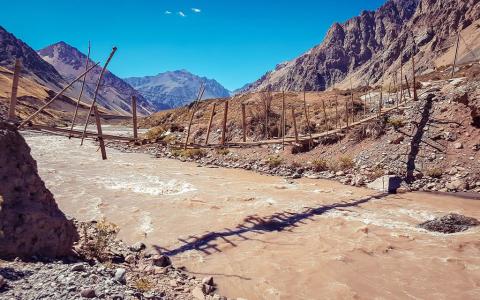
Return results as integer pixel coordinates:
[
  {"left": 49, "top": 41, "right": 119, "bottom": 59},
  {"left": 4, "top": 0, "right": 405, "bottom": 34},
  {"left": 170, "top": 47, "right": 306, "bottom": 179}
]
[{"left": 23, "top": 127, "right": 480, "bottom": 300}]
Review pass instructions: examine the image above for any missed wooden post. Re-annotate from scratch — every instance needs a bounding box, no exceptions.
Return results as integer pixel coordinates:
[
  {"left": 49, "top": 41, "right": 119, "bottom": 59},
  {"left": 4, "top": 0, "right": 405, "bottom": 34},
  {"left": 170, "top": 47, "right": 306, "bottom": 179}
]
[
  {"left": 303, "top": 90, "right": 313, "bottom": 146},
  {"left": 184, "top": 85, "right": 205, "bottom": 149},
  {"left": 19, "top": 62, "right": 99, "bottom": 128},
  {"left": 131, "top": 95, "right": 138, "bottom": 139},
  {"left": 8, "top": 58, "right": 21, "bottom": 121},
  {"left": 291, "top": 107, "right": 299, "bottom": 143},
  {"left": 345, "top": 100, "right": 349, "bottom": 128},
  {"left": 282, "top": 91, "right": 285, "bottom": 149},
  {"left": 93, "top": 106, "right": 107, "bottom": 160},
  {"left": 205, "top": 103, "right": 216, "bottom": 145},
  {"left": 81, "top": 47, "right": 117, "bottom": 145},
  {"left": 378, "top": 86, "right": 383, "bottom": 118},
  {"left": 364, "top": 82, "right": 368, "bottom": 117},
  {"left": 69, "top": 41, "right": 90, "bottom": 137},
  {"left": 400, "top": 58, "right": 404, "bottom": 102},
  {"left": 411, "top": 54, "right": 418, "bottom": 101},
  {"left": 221, "top": 100, "right": 229, "bottom": 146},
  {"left": 334, "top": 95, "right": 339, "bottom": 128},
  {"left": 350, "top": 78, "right": 355, "bottom": 122},
  {"left": 321, "top": 99, "right": 327, "bottom": 127},
  {"left": 451, "top": 32, "right": 461, "bottom": 79},
  {"left": 405, "top": 75, "right": 412, "bottom": 99},
  {"left": 241, "top": 103, "right": 247, "bottom": 142}
]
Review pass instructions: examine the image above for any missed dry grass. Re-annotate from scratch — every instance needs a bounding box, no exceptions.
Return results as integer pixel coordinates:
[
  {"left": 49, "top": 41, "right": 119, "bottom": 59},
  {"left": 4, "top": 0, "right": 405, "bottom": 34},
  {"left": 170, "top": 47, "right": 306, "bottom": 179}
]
[
  {"left": 81, "top": 218, "right": 119, "bottom": 262},
  {"left": 312, "top": 159, "right": 328, "bottom": 172},
  {"left": 425, "top": 167, "right": 443, "bottom": 178},
  {"left": 172, "top": 148, "right": 206, "bottom": 159},
  {"left": 133, "top": 277, "right": 154, "bottom": 293},
  {"left": 266, "top": 155, "right": 283, "bottom": 167}
]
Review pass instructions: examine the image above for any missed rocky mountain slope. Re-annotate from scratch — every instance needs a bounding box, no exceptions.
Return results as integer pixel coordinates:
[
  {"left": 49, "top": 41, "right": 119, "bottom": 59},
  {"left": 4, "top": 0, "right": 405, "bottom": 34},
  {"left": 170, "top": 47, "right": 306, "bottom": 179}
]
[
  {"left": 38, "top": 42, "right": 155, "bottom": 116},
  {"left": 245, "top": 0, "right": 480, "bottom": 92},
  {"left": 125, "top": 70, "right": 231, "bottom": 109},
  {"left": 0, "top": 26, "right": 63, "bottom": 87}
]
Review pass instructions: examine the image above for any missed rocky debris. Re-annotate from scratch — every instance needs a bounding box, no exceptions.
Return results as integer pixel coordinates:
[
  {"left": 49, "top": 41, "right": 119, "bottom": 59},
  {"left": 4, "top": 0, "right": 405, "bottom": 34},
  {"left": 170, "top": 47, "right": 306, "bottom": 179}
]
[
  {"left": 129, "top": 242, "right": 146, "bottom": 252},
  {"left": 0, "top": 122, "right": 78, "bottom": 258},
  {"left": 151, "top": 254, "right": 172, "bottom": 268},
  {"left": 0, "top": 275, "right": 5, "bottom": 289},
  {"left": 114, "top": 268, "right": 127, "bottom": 284},
  {"left": 418, "top": 214, "right": 480, "bottom": 234},
  {"left": 367, "top": 176, "right": 403, "bottom": 193}
]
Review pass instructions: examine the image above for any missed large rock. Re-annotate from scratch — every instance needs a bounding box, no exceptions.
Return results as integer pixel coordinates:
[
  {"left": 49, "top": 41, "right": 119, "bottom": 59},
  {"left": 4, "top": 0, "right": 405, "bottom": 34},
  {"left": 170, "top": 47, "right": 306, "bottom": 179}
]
[
  {"left": 367, "top": 175, "right": 402, "bottom": 193},
  {"left": 0, "top": 122, "right": 78, "bottom": 258}
]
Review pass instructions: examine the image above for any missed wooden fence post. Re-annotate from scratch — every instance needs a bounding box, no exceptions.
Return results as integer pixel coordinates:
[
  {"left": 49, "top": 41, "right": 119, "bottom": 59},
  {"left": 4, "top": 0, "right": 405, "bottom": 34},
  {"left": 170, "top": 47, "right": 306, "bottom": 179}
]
[
  {"left": 451, "top": 32, "right": 461, "bottom": 79},
  {"left": 400, "top": 58, "right": 404, "bottom": 102},
  {"left": 8, "top": 58, "right": 21, "bottom": 121},
  {"left": 131, "top": 95, "right": 138, "bottom": 139},
  {"left": 69, "top": 41, "right": 90, "bottom": 137},
  {"left": 412, "top": 54, "right": 418, "bottom": 101},
  {"left": 221, "top": 100, "right": 229, "bottom": 146},
  {"left": 184, "top": 85, "right": 205, "bottom": 149},
  {"left": 205, "top": 103, "right": 216, "bottom": 145},
  {"left": 282, "top": 91, "right": 286, "bottom": 149},
  {"left": 405, "top": 75, "right": 412, "bottom": 99},
  {"left": 321, "top": 99, "right": 327, "bottom": 127},
  {"left": 334, "top": 95, "right": 339, "bottom": 128},
  {"left": 291, "top": 107, "right": 299, "bottom": 143},
  {"left": 93, "top": 106, "right": 107, "bottom": 160},
  {"left": 303, "top": 90, "right": 313, "bottom": 146},
  {"left": 345, "top": 100, "right": 349, "bottom": 128},
  {"left": 241, "top": 103, "right": 246, "bottom": 142}
]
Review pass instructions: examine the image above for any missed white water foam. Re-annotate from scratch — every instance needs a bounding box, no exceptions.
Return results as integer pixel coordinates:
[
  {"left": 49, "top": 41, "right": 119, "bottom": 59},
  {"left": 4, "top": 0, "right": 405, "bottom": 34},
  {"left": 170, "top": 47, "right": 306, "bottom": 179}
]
[{"left": 100, "top": 175, "right": 196, "bottom": 196}]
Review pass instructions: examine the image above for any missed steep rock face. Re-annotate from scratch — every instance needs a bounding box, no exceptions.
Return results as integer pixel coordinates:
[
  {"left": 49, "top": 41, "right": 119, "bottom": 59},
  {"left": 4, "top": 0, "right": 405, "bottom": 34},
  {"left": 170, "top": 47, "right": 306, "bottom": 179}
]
[
  {"left": 38, "top": 42, "right": 156, "bottom": 115},
  {"left": 0, "top": 122, "right": 78, "bottom": 258},
  {"left": 246, "top": 0, "right": 480, "bottom": 92},
  {"left": 125, "top": 70, "right": 231, "bottom": 109},
  {"left": 0, "top": 26, "right": 63, "bottom": 86}
]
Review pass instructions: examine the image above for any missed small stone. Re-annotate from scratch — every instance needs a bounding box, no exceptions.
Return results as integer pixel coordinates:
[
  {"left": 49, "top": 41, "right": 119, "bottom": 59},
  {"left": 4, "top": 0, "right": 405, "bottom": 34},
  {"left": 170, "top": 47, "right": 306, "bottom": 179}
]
[
  {"left": 335, "top": 171, "right": 345, "bottom": 176},
  {"left": 453, "top": 142, "right": 463, "bottom": 149},
  {"left": 125, "top": 254, "right": 136, "bottom": 264},
  {"left": 114, "top": 268, "right": 127, "bottom": 284},
  {"left": 129, "top": 242, "right": 146, "bottom": 252},
  {"left": 446, "top": 178, "right": 467, "bottom": 191},
  {"left": 80, "top": 288, "right": 96, "bottom": 298},
  {"left": 192, "top": 286, "right": 205, "bottom": 300},
  {"left": 71, "top": 263, "right": 86, "bottom": 272},
  {"left": 202, "top": 276, "right": 214, "bottom": 286},
  {"left": 203, "top": 283, "right": 215, "bottom": 294},
  {"left": 151, "top": 255, "right": 171, "bottom": 267}
]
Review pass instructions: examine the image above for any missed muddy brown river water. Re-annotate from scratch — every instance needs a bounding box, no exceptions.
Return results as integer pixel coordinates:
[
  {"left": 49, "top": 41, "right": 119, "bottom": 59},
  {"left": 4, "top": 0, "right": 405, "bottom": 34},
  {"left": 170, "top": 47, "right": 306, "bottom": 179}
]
[{"left": 23, "top": 128, "right": 480, "bottom": 300}]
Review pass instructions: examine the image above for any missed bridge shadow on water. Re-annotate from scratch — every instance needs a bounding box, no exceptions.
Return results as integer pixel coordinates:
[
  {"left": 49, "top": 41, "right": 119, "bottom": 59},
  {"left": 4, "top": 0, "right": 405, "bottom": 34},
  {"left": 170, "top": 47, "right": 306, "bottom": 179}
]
[{"left": 153, "top": 192, "right": 388, "bottom": 257}]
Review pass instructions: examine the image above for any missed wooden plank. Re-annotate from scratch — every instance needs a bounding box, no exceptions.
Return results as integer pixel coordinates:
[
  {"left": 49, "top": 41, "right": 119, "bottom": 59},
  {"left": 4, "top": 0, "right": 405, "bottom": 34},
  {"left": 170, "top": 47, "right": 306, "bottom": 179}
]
[
  {"left": 221, "top": 100, "right": 229, "bottom": 145},
  {"left": 94, "top": 106, "right": 107, "bottom": 160},
  {"left": 205, "top": 103, "right": 216, "bottom": 145},
  {"left": 241, "top": 103, "right": 247, "bottom": 142},
  {"left": 8, "top": 58, "right": 21, "bottom": 121},
  {"left": 131, "top": 95, "right": 138, "bottom": 139},
  {"left": 69, "top": 41, "right": 91, "bottom": 138},
  {"left": 80, "top": 47, "right": 117, "bottom": 145},
  {"left": 291, "top": 107, "right": 299, "bottom": 143},
  {"left": 412, "top": 54, "right": 418, "bottom": 101},
  {"left": 25, "top": 125, "right": 135, "bottom": 142},
  {"left": 19, "top": 62, "right": 99, "bottom": 128}
]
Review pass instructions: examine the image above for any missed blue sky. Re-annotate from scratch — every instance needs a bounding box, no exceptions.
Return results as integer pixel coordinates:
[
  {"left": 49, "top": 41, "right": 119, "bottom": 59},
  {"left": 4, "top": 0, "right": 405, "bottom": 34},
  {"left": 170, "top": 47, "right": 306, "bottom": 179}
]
[{"left": 2, "top": 0, "right": 386, "bottom": 90}]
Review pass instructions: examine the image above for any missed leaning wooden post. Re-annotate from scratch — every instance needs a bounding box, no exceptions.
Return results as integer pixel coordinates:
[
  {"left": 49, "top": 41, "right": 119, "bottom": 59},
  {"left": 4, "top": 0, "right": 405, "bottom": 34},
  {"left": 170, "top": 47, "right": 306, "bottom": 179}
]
[
  {"left": 19, "top": 62, "right": 99, "bottom": 128},
  {"left": 241, "top": 103, "right": 247, "bottom": 142},
  {"left": 350, "top": 79, "right": 355, "bottom": 123},
  {"left": 282, "top": 91, "right": 286, "bottom": 149},
  {"left": 205, "top": 103, "right": 216, "bottom": 145},
  {"left": 405, "top": 75, "right": 412, "bottom": 99},
  {"left": 451, "top": 32, "right": 461, "bottom": 79},
  {"left": 344, "top": 100, "right": 349, "bottom": 128},
  {"left": 131, "top": 95, "right": 138, "bottom": 139},
  {"left": 221, "top": 100, "right": 229, "bottom": 146},
  {"left": 93, "top": 106, "right": 107, "bottom": 160},
  {"left": 81, "top": 47, "right": 117, "bottom": 145},
  {"left": 411, "top": 54, "right": 418, "bottom": 101},
  {"left": 291, "top": 107, "right": 299, "bottom": 143},
  {"left": 184, "top": 85, "right": 205, "bottom": 149},
  {"left": 8, "top": 58, "right": 21, "bottom": 121},
  {"left": 69, "top": 41, "right": 91, "bottom": 137},
  {"left": 399, "top": 58, "right": 404, "bottom": 102}
]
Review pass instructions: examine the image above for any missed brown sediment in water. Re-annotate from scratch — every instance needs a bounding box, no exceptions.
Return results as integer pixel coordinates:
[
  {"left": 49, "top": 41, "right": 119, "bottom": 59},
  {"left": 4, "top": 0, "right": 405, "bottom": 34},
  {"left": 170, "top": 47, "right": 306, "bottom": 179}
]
[{"left": 23, "top": 128, "right": 480, "bottom": 300}]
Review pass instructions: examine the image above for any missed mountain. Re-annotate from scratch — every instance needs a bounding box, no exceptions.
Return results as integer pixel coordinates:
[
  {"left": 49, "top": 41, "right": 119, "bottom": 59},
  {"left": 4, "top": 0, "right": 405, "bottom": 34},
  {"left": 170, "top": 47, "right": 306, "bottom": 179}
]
[
  {"left": 124, "top": 70, "right": 231, "bottom": 109},
  {"left": 38, "top": 42, "right": 155, "bottom": 115},
  {"left": 245, "top": 0, "right": 480, "bottom": 92},
  {"left": 0, "top": 26, "right": 63, "bottom": 87}
]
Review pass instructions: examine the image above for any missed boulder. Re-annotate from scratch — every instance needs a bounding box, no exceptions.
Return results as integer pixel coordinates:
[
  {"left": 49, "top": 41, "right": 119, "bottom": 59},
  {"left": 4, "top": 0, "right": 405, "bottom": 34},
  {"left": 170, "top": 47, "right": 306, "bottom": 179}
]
[
  {"left": 367, "top": 175, "right": 402, "bottom": 193},
  {"left": 0, "top": 122, "right": 78, "bottom": 258}
]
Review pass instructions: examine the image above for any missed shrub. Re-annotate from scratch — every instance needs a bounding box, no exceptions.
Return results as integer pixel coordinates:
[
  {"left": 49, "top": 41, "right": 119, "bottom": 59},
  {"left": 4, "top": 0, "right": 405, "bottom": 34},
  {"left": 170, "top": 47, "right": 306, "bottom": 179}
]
[
  {"left": 81, "top": 218, "right": 119, "bottom": 262},
  {"left": 387, "top": 117, "right": 405, "bottom": 129},
  {"left": 425, "top": 167, "right": 443, "bottom": 178},
  {"left": 338, "top": 156, "right": 355, "bottom": 170},
  {"left": 216, "top": 148, "right": 230, "bottom": 156},
  {"left": 144, "top": 126, "right": 166, "bottom": 140},
  {"left": 266, "top": 156, "right": 283, "bottom": 167},
  {"left": 312, "top": 159, "right": 328, "bottom": 172},
  {"left": 133, "top": 277, "right": 154, "bottom": 293},
  {"left": 172, "top": 148, "right": 206, "bottom": 159}
]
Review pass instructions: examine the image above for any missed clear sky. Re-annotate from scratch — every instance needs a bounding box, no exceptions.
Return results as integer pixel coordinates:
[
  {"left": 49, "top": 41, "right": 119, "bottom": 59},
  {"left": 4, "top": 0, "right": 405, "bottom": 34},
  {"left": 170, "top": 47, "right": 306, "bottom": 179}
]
[{"left": 2, "top": 0, "right": 386, "bottom": 90}]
